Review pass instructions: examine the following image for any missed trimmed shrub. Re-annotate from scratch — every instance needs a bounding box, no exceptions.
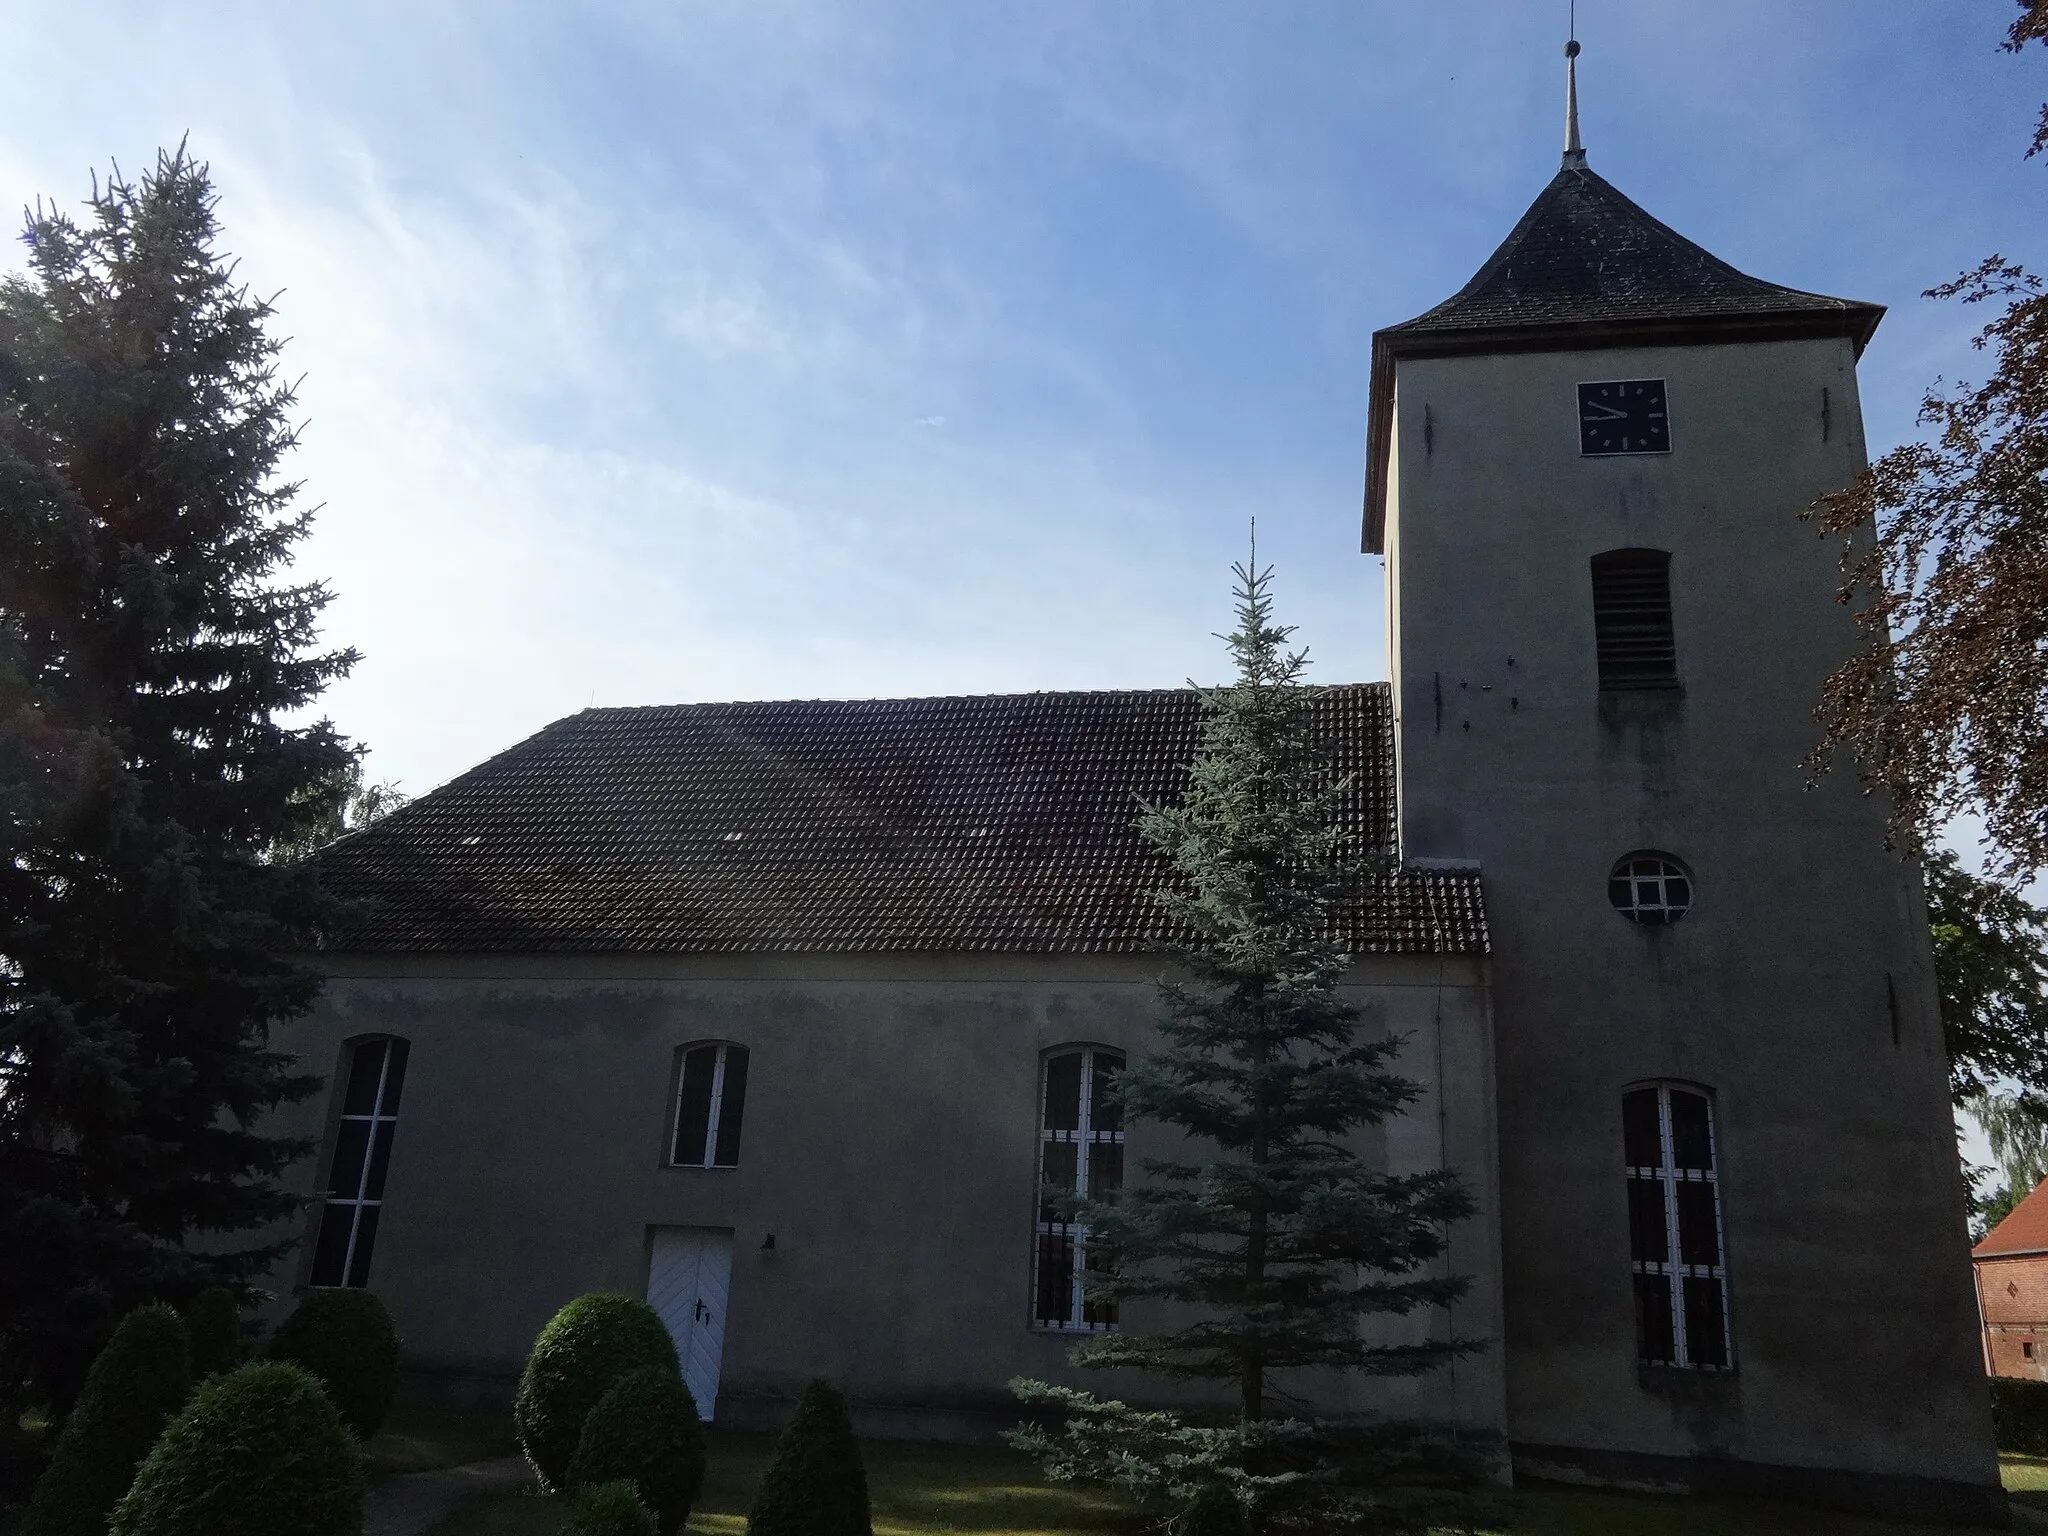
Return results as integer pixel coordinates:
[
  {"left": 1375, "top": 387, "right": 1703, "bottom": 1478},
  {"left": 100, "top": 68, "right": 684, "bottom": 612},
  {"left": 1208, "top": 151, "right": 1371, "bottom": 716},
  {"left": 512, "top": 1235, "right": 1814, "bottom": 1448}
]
[
  {"left": 182, "top": 1289, "right": 242, "bottom": 1380},
  {"left": 1178, "top": 1481, "right": 1250, "bottom": 1536},
  {"left": 565, "top": 1367, "right": 705, "bottom": 1535},
  {"left": 746, "top": 1379, "right": 872, "bottom": 1536},
  {"left": 516, "top": 1294, "right": 679, "bottom": 1492},
  {"left": 23, "top": 1303, "right": 192, "bottom": 1536},
  {"left": 266, "top": 1289, "right": 400, "bottom": 1440},
  {"left": 1993, "top": 1376, "right": 2048, "bottom": 1455},
  {"left": 558, "top": 1479, "right": 657, "bottom": 1536},
  {"left": 108, "top": 1359, "right": 362, "bottom": 1536}
]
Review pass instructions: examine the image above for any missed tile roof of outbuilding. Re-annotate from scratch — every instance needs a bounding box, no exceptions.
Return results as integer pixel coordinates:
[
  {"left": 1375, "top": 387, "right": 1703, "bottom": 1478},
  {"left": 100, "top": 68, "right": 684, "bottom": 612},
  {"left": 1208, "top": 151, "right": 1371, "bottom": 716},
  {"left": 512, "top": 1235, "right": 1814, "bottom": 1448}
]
[
  {"left": 314, "top": 683, "right": 1488, "bottom": 957},
  {"left": 1976, "top": 1179, "right": 2048, "bottom": 1259}
]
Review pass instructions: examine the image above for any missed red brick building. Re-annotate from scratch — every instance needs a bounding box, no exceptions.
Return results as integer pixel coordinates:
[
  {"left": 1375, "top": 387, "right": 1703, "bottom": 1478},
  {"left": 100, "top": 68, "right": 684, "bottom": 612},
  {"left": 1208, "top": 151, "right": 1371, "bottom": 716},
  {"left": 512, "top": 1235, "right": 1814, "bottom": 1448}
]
[{"left": 1974, "top": 1181, "right": 2048, "bottom": 1378}]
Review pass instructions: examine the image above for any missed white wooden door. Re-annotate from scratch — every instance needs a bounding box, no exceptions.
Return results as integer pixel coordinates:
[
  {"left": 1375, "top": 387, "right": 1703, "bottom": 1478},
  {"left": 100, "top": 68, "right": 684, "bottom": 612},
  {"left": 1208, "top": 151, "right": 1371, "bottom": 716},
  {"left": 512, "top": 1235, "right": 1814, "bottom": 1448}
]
[{"left": 646, "top": 1227, "right": 734, "bottom": 1422}]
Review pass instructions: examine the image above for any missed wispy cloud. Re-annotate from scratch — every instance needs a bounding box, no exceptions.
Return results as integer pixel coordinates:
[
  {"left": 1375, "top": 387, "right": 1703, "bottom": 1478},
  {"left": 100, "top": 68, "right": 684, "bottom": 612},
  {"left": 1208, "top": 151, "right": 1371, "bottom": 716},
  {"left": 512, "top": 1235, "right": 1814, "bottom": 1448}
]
[{"left": 1, "top": 0, "right": 2041, "bottom": 797}]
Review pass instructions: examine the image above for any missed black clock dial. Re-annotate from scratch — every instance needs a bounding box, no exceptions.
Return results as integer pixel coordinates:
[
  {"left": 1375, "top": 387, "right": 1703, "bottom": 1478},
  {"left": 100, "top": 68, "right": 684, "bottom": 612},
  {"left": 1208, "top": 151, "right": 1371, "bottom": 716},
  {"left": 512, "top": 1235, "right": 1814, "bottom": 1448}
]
[{"left": 1578, "top": 379, "right": 1671, "bottom": 456}]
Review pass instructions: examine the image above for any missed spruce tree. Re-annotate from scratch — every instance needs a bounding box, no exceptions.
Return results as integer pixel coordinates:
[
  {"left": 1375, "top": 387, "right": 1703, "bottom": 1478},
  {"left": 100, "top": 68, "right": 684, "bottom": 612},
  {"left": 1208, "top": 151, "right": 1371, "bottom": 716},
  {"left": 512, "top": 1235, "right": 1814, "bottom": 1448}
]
[
  {"left": 0, "top": 144, "right": 357, "bottom": 1408},
  {"left": 1067, "top": 555, "right": 1477, "bottom": 1418}
]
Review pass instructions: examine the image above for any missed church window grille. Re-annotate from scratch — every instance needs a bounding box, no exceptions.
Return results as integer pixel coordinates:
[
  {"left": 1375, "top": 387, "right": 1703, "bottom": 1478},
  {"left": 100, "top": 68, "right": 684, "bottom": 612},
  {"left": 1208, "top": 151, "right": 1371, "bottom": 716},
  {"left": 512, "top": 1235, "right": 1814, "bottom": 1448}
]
[
  {"left": 310, "top": 1036, "right": 410, "bottom": 1288},
  {"left": 1033, "top": 1046, "right": 1123, "bottom": 1330},
  {"left": 1591, "top": 549, "right": 1678, "bottom": 690},
  {"left": 1609, "top": 853, "right": 1691, "bottom": 925},
  {"left": 671, "top": 1043, "right": 749, "bottom": 1168},
  {"left": 1624, "top": 1084, "right": 1731, "bottom": 1370}
]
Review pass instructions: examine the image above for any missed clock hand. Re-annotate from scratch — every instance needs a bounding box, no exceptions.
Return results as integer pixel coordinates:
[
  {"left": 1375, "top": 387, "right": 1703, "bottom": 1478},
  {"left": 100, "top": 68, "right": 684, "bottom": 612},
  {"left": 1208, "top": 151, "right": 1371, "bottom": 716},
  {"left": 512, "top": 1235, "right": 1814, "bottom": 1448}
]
[{"left": 1582, "top": 400, "right": 1629, "bottom": 422}]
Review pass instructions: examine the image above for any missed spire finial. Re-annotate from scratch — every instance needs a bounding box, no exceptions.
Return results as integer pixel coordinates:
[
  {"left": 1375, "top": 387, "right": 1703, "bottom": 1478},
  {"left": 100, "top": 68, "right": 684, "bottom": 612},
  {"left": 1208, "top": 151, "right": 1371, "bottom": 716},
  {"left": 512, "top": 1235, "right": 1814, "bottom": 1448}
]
[{"left": 1563, "top": 10, "right": 1586, "bottom": 168}]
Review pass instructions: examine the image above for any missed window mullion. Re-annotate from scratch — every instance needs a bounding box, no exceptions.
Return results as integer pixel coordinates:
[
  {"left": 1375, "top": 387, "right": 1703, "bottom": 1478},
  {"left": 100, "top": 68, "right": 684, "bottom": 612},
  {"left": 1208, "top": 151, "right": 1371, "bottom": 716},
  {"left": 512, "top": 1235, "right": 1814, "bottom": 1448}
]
[
  {"left": 704, "top": 1046, "right": 728, "bottom": 1168},
  {"left": 1658, "top": 1087, "right": 1689, "bottom": 1367}
]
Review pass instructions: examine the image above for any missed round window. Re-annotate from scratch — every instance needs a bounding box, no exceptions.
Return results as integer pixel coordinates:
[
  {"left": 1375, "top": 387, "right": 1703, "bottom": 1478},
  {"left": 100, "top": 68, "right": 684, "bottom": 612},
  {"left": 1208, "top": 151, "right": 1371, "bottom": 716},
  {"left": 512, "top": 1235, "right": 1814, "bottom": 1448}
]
[{"left": 1609, "top": 853, "right": 1692, "bottom": 925}]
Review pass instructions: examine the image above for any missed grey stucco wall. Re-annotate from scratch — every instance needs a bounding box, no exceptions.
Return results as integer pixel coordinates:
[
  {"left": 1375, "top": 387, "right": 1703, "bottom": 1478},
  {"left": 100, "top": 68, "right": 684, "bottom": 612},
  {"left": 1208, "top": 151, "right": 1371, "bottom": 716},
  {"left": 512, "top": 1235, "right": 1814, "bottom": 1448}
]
[
  {"left": 1383, "top": 337, "right": 1997, "bottom": 1494},
  {"left": 264, "top": 950, "right": 1503, "bottom": 1437}
]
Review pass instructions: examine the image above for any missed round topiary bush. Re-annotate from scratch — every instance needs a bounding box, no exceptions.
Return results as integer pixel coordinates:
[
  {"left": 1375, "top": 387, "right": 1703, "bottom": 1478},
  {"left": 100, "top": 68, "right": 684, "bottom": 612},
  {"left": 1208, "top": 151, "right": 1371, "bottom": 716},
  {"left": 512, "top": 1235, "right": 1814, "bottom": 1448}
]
[
  {"left": 558, "top": 1479, "right": 657, "bottom": 1536},
  {"left": 1178, "top": 1480, "right": 1250, "bottom": 1536},
  {"left": 108, "top": 1359, "right": 362, "bottom": 1536},
  {"left": 746, "top": 1379, "right": 871, "bottom": 1536},
  {"left": 23, "top": 1303, "right": 192, "bottom": 1536},
  {"left": 515, "top": 1294, "right": 679, "bottom": 1492},
  {"left": 565, "top": 1366, "right": 705, "bottom": 1535},
  {"left": 182, "top": 1289, "right": 242, "bottom": 1381},
  {"left": 266, "top": 1289, "right": 399, "bottom": 1440},
  {"left": 1992, "top": 1376, "right": 2048, "bottom": 1455}
]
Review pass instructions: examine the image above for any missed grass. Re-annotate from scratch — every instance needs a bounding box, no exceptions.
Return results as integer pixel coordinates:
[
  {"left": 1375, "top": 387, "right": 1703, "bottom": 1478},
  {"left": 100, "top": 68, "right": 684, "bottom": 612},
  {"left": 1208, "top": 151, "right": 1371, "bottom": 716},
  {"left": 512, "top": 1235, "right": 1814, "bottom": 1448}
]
[
  {"left": 2002, "top": 1449, "right": 2048, "bottom": 1513},
  {"left": 425, "top": 1426, "right": 2033, "bottom": 1536},
  {"left": 363, "top": 1391, "right": 523, "bottom": 1477},
  {"left": 428, "top": 1430, "right": 1134, "bottom": 1536}
]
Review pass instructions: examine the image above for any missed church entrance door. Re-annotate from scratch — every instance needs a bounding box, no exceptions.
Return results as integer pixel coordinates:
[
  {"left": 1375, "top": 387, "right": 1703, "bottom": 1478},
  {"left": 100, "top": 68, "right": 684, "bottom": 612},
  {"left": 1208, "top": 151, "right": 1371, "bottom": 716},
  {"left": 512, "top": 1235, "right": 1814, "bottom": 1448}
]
[{"left": 647, "top": 1226, "right": 734, "bottom": 1421}]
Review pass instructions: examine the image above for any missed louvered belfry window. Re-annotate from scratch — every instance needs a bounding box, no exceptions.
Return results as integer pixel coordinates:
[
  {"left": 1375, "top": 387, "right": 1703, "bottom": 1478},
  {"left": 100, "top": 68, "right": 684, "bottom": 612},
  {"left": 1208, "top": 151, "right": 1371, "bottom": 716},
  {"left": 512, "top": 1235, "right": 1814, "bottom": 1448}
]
[{"left": 1591, "top": 549, "right": 1678, "bottom": 690}]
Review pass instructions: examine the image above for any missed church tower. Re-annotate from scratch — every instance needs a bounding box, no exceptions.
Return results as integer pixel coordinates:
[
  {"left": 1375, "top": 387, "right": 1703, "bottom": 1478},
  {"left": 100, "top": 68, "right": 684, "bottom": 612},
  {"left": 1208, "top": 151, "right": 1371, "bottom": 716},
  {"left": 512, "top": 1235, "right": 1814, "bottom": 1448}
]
[{"left": 1366, "top": 44, "right": 2001, "bottom": 1519}]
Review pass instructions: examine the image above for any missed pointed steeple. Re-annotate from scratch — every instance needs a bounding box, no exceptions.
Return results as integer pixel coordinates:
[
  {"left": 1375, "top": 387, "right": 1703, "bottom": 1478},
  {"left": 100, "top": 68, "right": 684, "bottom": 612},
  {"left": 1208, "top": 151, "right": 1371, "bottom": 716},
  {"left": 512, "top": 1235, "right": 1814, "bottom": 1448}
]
[
  {"left": 1357, "top": 35, "right": 1889, "bottom": 551},
  {"left": 1563, "top": 39, "right": 1586, "bottom": 168}
]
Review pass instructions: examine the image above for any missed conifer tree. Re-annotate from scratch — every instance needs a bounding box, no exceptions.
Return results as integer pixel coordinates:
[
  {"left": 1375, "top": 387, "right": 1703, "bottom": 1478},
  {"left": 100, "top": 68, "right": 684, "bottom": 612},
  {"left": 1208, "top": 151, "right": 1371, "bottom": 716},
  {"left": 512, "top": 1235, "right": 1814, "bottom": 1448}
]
[
  {"left": 1066, "top": 556, "right": 1477, "bottom": 1419},
  {"left": 0, "top": 144, "right": 357, "bottom": 1407}
]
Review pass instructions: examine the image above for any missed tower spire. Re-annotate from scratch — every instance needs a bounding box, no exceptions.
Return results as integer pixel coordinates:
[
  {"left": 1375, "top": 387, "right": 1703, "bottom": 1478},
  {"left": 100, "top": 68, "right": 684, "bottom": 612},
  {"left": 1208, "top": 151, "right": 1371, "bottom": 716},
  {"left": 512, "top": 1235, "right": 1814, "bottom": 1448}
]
[{"left": 1564, "top": 36, "right": 1586, "bottom": 168}]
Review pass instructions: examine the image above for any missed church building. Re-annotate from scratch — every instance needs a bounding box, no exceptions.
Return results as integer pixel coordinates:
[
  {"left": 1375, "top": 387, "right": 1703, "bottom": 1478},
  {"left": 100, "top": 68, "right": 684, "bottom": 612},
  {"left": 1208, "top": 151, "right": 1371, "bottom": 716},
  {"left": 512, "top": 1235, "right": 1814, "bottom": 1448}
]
[{"left": 270, "top": 49, "right": 2001, "bottom": 1523}]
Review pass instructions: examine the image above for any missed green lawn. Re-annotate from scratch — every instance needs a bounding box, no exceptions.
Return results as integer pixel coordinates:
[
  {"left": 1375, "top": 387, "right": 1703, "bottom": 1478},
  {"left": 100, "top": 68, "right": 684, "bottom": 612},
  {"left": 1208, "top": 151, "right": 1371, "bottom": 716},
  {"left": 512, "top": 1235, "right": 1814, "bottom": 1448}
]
[
  {"left": 363, "top": 1392, "right": 523, "bottom": 1477},
  {"left": 428, "top": 1431, "right": 1133, "bottom": 1536},
  {"left": 424, "top": 1428, "right": 2031, "bottom": 1536}
]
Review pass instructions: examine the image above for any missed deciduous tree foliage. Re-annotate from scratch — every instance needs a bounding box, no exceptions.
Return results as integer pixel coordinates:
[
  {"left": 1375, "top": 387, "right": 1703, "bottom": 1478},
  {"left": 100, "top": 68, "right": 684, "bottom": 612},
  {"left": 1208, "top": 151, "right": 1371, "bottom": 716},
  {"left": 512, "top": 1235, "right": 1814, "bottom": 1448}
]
[
  {"left": 1063, "top": 557, "right": 1476, "bottom": 1422},
  {"left": 1805, "top": 2, "right": 2048, "bottom": 882},
  {"left": 0, "top": 145, "right": 357, "bottom": 1407},
  {"left": 1928, "top": 851, "right": 2048, "bottom": 1105}
]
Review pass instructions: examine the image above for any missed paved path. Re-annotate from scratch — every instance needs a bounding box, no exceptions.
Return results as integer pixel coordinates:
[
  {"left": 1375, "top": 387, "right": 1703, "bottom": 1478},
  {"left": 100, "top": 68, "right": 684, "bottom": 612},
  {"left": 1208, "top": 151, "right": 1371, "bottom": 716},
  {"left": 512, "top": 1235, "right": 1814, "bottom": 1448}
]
[{"left": 365, "top": 1455, "right": 533, "bottom": 1536}]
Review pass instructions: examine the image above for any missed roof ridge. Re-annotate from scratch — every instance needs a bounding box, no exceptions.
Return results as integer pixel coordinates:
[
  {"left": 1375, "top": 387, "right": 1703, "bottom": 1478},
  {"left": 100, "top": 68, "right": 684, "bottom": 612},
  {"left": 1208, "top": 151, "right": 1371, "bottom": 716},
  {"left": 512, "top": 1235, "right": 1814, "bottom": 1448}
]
[{"left": 576, "top": 680, "right": 1390, "bottom": 717}]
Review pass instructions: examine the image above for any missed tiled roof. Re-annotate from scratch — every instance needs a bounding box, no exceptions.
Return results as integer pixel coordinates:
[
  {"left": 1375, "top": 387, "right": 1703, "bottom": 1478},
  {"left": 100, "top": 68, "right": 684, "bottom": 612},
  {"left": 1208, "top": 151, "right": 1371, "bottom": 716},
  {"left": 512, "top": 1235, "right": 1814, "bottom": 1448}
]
[
  {"left": 1385, "top": 161, "right": 1883, "bottom": 343},
  {"left": 1362, "top": 157, "right": 1884, "bottom": 552},
  {"left": 315, "top": 684, "right": 1488, "bottom": 957},
  {"left": 1976, "top": 1180, "right": 2048, "bottom": 1260}
]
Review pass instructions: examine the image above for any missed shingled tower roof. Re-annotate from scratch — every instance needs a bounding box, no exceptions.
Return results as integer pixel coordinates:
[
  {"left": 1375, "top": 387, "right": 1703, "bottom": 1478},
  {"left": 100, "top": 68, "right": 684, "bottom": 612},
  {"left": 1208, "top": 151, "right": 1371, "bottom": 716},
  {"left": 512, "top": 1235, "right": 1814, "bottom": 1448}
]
[
  {"left": 312, "top": 684, "right": 1487, "bottom": 958},
  {"left": 1360, "top": 45, "right": 1884, "bottom": 551},
  {"left": 1383, "top": 160, "right": 1884, "bottom": 347}
]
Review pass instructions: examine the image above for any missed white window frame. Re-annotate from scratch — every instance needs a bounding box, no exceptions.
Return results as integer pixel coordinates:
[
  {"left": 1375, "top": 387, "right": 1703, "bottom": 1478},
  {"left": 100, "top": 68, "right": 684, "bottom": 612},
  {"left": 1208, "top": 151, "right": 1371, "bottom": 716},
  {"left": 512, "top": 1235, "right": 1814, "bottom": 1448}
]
[
  {"left": 1032, "top": 1045, "right": 1124, "bottom": 1332},
  {"left": 315, "top": 1036, "right": 407, "bottom": 1289},
  {"left": 1627, "top": 1082, "right": 1733, "bottom": 1370},
  {"left": 670, "top": 1042, "right": 746, "bottom": 1169},
  {"left": 1609, "top": 852, "right": 1693, "bottom": 925}
]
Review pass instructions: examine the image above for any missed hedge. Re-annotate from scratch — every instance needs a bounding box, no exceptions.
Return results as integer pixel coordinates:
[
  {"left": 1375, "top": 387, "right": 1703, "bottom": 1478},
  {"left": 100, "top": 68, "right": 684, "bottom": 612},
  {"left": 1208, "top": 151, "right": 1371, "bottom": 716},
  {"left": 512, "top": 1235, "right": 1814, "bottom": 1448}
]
[
  {"left": 108, "top": 1359, "right": 362, "bottom": 1536},
  {"left": 266, "top": 1289, "right": 400, "bottom": 1440},
  {"left": 182, "top": 1289, "right": 242, "bottom": 1381},
  {"left": 566, "top": 1366, "right": 705, "bottom": 1535},
  {"left": 22, "top": 1303, "right": 192, "bottom": 1536},
  {"left": 558, "top": 1479, "right": 657, "bottom": 1536},
  {"left": 746, "top": 1379, "right": 872, "bottom": 1536},
  {"left": 515, "top": 1293, "right": 679, "bottom": 1492},
  {"left": 1992, "top": 1375, "right": 2048, "bottom": 1455},
  {"left": 1179, "top": 1480, "right": 1251, "bottom": 1536}
]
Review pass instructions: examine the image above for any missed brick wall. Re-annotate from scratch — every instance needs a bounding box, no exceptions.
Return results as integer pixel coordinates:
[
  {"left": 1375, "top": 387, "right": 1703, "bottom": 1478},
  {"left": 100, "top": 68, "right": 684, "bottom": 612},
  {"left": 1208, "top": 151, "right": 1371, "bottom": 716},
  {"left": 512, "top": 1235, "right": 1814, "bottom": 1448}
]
[{"left": 1976, "top": 1254, "right": 2048, "bottom": 1380}]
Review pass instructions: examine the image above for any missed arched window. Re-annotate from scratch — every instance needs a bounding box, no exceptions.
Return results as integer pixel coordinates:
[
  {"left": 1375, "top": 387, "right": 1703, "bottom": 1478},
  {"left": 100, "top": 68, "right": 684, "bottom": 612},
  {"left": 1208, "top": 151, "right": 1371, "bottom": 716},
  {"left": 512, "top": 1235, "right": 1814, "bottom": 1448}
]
[
  {"left": 1032, "top": 1046, "right": 1124, "bottom": 1330},
  {"left": 311, "top": 1036, "right": 410, "bottom": 1289},
  {"left": 1624, "top": 1082, "right": 1731, "bottom": 1369},
  {"left": 1591, "top": 549, "right": 1677, "bottom": 690},
  {"left": 671, "top": 1043, "right": 749, "bottom": 1168}
]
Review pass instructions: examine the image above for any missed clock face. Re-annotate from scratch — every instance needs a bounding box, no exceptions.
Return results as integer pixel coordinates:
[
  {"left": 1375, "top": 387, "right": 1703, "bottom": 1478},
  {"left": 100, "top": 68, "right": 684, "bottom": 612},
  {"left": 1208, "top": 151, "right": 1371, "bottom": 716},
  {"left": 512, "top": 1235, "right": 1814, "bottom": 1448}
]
[{"left": 1579, "top": 379, "right": 1671, "bottom": 456}]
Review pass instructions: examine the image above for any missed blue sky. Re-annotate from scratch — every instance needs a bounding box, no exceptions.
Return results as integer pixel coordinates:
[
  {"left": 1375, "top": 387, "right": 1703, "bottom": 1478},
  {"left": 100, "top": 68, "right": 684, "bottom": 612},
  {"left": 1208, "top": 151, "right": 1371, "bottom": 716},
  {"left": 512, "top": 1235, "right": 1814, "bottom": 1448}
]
[{"left": 2, "top": 2, "right": 2045, "bottom": 798}]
